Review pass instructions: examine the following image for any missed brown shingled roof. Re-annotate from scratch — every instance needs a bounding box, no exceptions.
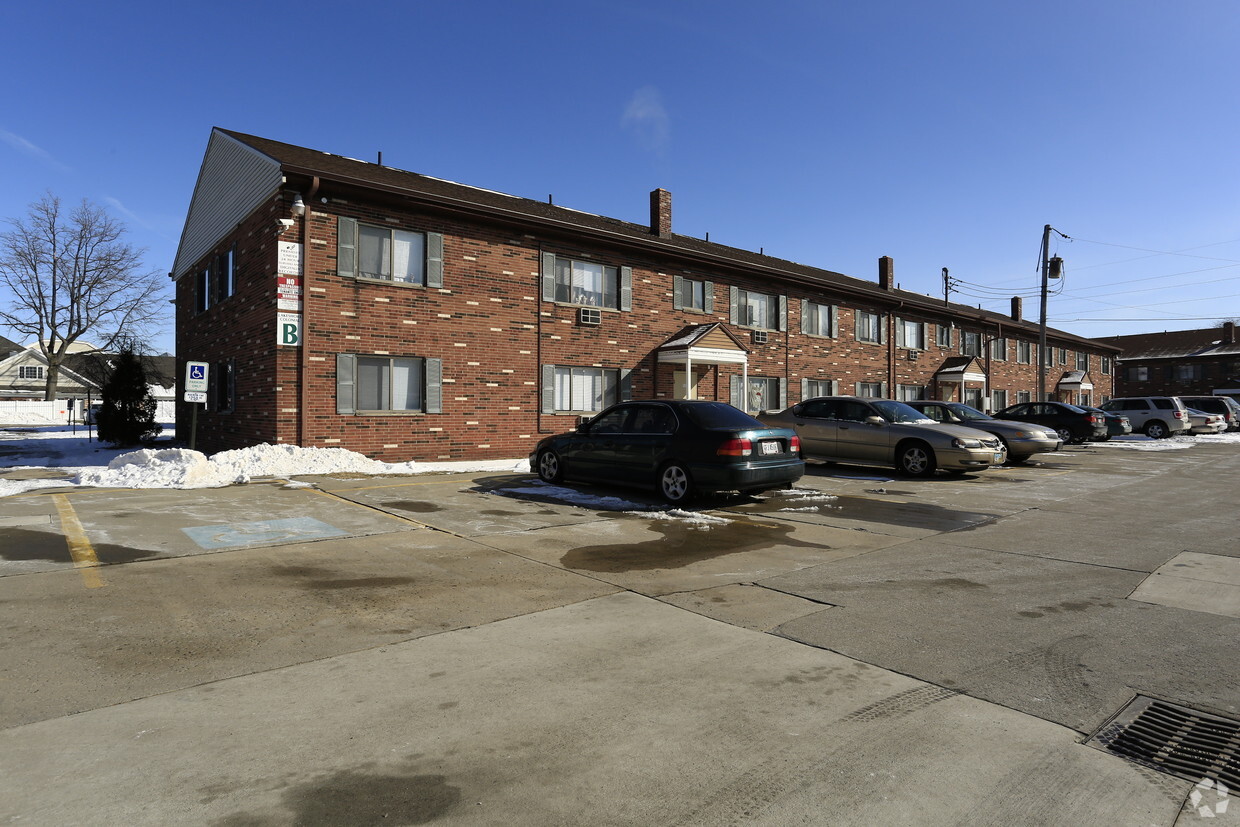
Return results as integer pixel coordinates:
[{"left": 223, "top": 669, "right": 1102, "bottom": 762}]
[
  {"left": 219, "top": 128, "right": 1117, "bottom": 352},
  {"left": 1096, "top": 325, "right": 1240, "bottom": 360}
]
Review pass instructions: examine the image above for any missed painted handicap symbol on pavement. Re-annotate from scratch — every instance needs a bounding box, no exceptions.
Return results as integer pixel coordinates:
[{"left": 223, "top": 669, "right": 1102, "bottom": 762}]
[{"left": 182, "top": 517, "right": 348, "bottom": 550}]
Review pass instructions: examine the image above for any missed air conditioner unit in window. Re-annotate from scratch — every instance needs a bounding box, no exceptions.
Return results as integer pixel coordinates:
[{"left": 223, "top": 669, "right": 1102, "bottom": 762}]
[
  {"left": 578, "top": 307, "right": 601, "bottom": 326},
  {"left": 752, "top": 330, "right": 769, "bottom": 345}
]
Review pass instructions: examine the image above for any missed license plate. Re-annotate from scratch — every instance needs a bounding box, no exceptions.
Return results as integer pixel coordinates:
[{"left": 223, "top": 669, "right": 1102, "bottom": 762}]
[
  {"left": 760, "top": 441, "right": 781, "bottom": 456},
  {"left": 993, "top": 452, "right": 1005, "bottom": 463}
]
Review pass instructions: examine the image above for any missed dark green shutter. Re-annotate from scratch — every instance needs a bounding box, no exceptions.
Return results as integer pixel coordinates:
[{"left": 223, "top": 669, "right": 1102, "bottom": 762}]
[
  {"left": 424, "top": 358, "right": 442, "bottom": 413},
  {"left": 673, "top": 275, "right": 684, "bottom": 310},
  {"left": 620, "top": 266, "right": 632, "bottom": 311},
  {"left": 337, "top": 217, "right": 357, "bottom": 278},
  {"left": 426, "top": 232, "right": 444, "bottom": 288},
  {"left": 336, "top": 354, "right": 355, "bottom": 414},
  {"left": 704, "top": 281, "right": 714, "bottom": 314}
]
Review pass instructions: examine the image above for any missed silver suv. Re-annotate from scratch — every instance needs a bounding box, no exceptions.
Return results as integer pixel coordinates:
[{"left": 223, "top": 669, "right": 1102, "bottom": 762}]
[
  {"left": 1099, "top": 396, "right": 1190, "bottom": 438},
  {"left": 1177, "top": 395, "right": 1240, "bottom": 432}
]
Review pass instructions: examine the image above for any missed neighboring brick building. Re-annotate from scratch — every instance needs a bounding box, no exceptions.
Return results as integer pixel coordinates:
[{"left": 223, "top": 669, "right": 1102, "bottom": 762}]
[
  {"left": 1098, "top": 323, "right": 1240, "bottom": 400},
  {"left": 171, "top": 129, "right": 1119, "bottom": 461}
]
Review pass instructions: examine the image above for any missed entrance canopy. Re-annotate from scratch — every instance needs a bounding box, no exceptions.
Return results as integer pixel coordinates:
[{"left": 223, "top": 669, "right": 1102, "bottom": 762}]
[
  {"left": 933, "top": 356, "right": 986, "bottom": 384},
  {"left": 1057, "top": 370, "right": 1093, "bottom": 391},
  {"left": 656, "top": 323, "right": 750, "bottom": 366}
]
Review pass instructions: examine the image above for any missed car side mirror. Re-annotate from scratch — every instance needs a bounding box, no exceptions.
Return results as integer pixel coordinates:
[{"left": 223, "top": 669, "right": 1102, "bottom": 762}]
[{"left": 865, "top": 415, "right": 885, "bottom": 426}]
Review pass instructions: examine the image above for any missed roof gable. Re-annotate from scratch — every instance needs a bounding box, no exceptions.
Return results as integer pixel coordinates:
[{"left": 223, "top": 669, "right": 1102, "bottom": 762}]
[{"left": 172, "top": 129, "right": 283, "bottom": 280}]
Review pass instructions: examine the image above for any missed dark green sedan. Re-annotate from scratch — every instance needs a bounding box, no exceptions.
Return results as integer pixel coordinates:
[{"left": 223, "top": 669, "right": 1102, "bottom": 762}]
[{"left": 531, "top": 400, "right": 804, "bottom": 503}]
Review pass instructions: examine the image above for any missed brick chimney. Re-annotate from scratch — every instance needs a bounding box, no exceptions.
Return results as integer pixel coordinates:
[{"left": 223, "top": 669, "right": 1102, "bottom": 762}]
[
  {"left": 1011, "top": 296, "right": 1023, "bottom": 321},
  {"left": 1225, "top": 321, "right": 1236, "bottom": 344},
  {"left": 650, "top": 188, "right": 672, "bottom": 237},
  {"left": 878, "top": 256, "right": 894, "bottom": 290}
]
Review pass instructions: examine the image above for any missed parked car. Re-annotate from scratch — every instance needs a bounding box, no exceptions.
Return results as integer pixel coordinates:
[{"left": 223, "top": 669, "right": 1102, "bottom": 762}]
[
  {"left": 1177, "top": 395, "right": 1240, "bottom": 432},
  {"left": 1186, "top": 408, "right": 1228, "bottom": 435},
  {"left": 992, "top": 401, "right": 1108, "bottom": 444},
  {"left": 531, "top": 400, "right": 803, "bottom": 503},
  {"left": 83, "top": 403, "right": 102, "bottom": 425},
  {"left": 756, "top": 396, "right": 1006, "bottom": 477},
  {"left": 1079, "top": 406, "right": 1132, "bottom": 440},
  {"left": 904, "top": 400, "right": 1063, "bottom": 463},
  {"left": 1099, "top": 396, "right": 1190, "bottom": 439}
]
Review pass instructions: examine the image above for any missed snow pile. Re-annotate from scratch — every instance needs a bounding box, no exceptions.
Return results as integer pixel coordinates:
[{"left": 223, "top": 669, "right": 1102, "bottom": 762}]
[
  {"left": 500, "top": 481, "right": 649, "bottom": 511},
  {"left": 70, "top": 443, "right": 531, "bottom": 491},
  {"left": 636, "top": 509, "right": 731, "bottom": 530}
]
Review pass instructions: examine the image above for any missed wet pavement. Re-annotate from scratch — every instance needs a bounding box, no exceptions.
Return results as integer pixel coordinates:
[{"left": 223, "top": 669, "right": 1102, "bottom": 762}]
[{"left": 1, "top": 440, "right": 1238, "bottom": 824}]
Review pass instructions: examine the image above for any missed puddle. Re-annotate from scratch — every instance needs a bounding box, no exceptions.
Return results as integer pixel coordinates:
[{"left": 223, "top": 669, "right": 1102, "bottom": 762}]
[
  {"left": 270, "top": 564, "right": 417, "bottom": 591},
  {"left": 386, "top": 501, "right": 444, "bottom": 513},
  {"left": 742, "top": 495, "right": 996, "bottom": 531},
  {"left": 560, "top": 515, "right": 825, "bottom": 572}
]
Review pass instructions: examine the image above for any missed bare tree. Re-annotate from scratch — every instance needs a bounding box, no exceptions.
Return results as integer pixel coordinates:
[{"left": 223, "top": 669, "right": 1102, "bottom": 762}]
[{"left": 0, "top": 193, "right": 168, "bottom": 399}]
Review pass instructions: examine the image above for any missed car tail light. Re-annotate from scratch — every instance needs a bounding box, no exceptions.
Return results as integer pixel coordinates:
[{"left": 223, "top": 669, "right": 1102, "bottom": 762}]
[
  {"left": 1173, "top": 410, "right": 1184, "bottom": 419},
  {"left": 1087, "top": 414, "right": 1099, "bottom": 423},
  {"left": 717, "top": 438, "right": 753, "bottom": 457},
  {"left": 789, "top": 435, "right": 801, "bottom": 454}
]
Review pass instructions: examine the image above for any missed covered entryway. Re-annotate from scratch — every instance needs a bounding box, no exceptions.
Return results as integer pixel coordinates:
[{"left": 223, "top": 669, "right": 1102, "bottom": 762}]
[
  {"left": 932, "top": 356, "right": 986, "bottom": 404},
  {"left": 655, "top": 323, "right": 750, "bottom": 402},
  {"left": 1057, "top": 370, "right": 1094, "bottom": 405}
]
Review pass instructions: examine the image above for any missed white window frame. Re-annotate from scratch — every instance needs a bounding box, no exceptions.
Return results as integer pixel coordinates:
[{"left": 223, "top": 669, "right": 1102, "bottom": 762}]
[
  {"left": 896, "top": 318, "right": 927, "bottom": 350},
  {"left": 1076, "top": 351, "right": 1089, "bottom": 371},
  {"left": 961, "top": 331, "right": 982, "bottom": 357},
  {"left": 1017, "top": 340, "right": 1033, "bottom": 364},
  {"left": 856, "top": 311, "right": 884, "bottom": 344},
  {"left": 991, "top": 389, "right": 1008, "bottom": 411},
  {"left": 802, "top": 301, "right": 836, "bottom": 337},
  {"left": 554, "top": 367, "right": 620, "bottom": 413},
  {"left": 555, "top": 257, "right": 620, "bottom": 309},
  {"left": 936, "top": 323, "right": 952, "bottom": 349},
  {"left": 803, "top": 378, "right": 837, "bottom": 399},
  {"left": 673, "top": 276, "right": 711, "bottom": 313},
  {"left": 896, "top": 384, "right": 925, "bottom": 402},
  {"left": 357, "top": 224, "right": 428, "bottom": 285},
  {"left": 356, "top": 356, "right": 426, "bottom": 411},
  {"left": 18, "top": 365, "right": 45, "bottom": 380},
  {"left": 1101, "top": 356, "right": 1112, "bottom": 375},
  {"left": 1017, "top": 390, "right": 1032, "bottom": 404},
  {"left": 737, "top": 289, "right": 779, "bottom": 330},
  {"left": 857, "top": 381, "right": 884, "bottom": 397},
  {"left": 989, "top": 337, "right": 1007, "bottom": 361}
]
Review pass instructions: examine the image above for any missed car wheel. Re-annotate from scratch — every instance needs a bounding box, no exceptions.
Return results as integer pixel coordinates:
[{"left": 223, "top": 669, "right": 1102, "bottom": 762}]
[
  {"left": 1144, "top": 421, "right": 1168, "bottom": 439},
  {"left": 658, "top": 462, "right": 693, "bottom": 504},
  {"left": 896, "top": 442, "right": 936, "bottom": 478},
  {"left": 536, "top": 449, "right": 564, "bottom": 483},
  {"left": 1055, "top": 427, "right": 1073, "bottom": 444}
]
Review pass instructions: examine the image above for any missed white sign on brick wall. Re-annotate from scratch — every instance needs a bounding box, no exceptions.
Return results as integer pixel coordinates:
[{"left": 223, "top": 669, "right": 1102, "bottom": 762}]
[
  {"left": 278, "top": 241, "right": 302, "bottom": 277},
  {"left": 277, "top": 313, "right": 301, "bottom": 347}
]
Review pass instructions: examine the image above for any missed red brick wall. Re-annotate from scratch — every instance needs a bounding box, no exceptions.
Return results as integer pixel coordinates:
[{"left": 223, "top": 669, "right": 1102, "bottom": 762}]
[{"left": 176, "top": 193, "right": 1116, "bottom": 460}]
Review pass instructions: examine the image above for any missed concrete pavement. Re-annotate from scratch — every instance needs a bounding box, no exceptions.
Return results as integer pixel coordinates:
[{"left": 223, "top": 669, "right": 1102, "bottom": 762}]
[{"left": 1, "top": 440, "right": 1237, "bottom": 824}]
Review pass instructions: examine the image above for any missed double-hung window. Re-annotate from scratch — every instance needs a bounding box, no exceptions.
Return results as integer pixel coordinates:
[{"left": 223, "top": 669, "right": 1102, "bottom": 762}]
[
  {"left": 1174, "top": 364, "right": 1203, "bottom": 381},
  {"left": 857, "top": 381, "right": 885, "bottom": 397},
  {"left": 673, "top": 276, "right": 712, "bottom": 313},
  {"left": 936, "top": 323, "right": 952, "bottom": 349},
  {"left": 989, "top": 338, "right": 1007, "bottom": 361},
  {"left": 896, "top": 318, "right": 927, "bottom": 350},
  {"left": 897, "top": 384, "right": 925, "bottom": 401},
  {"left": 732, "top": 288, "right": 782, "bottom": 330},
  {"left": 991, "top": 389, "right": 1008, "bottom": 410},
  {"left": 1076, "top": 352, "right": 1089, "bottom": 371},
  {"left": 1127, "top": 366, "right": 1149, "bottom": 382},
  {"left": 337, "top": 217, "right": 444, "bottom": 287},
  {"left": 802, "top": 378, "right": 837, "bottom": 399},
  {"left": 19, "top": 365, "right": 44, "bottom": 380},
  {"left": 337, "top": 354, "right": 443, "bottom": 414},
  {"left": 961, "top": 331, "right": 981, "bottom": 357},
  {"left": 545, "top": 366, "right": 624, "bottom": 413},
  {"left": 1101, "top": 356, "right": 1112, "bottom": 375},
  {"left": 540, "top": 254, "right": 631, "bottom": 310},
  {"left": 802, "top": 301, "right": 837, "bottom": 337},
  {"left": 856, "top": 311, "right": 884, "bottom": 344},
  {"left": 1017, "top": 340, "right": 1033, "bottom": 364}
]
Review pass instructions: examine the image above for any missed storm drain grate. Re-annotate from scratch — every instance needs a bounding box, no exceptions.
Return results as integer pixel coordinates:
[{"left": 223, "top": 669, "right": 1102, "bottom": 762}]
[{"left": 1087, "top": 696, "right": 1240, "bottom": 788}]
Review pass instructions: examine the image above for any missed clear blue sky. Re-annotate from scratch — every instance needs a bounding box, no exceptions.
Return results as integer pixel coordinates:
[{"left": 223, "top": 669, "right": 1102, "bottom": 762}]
[{"left": 3, "top": 0, "right": 1238, "bottom": 355}]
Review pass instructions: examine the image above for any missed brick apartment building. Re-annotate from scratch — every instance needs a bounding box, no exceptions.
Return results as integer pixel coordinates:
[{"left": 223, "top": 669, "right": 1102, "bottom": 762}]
[
  {"left": 172, "top": 129, "right": 1119, "bottom": 461},
  {"left": 1098, "top": 322, "right": 1240, "bottom": 400}
]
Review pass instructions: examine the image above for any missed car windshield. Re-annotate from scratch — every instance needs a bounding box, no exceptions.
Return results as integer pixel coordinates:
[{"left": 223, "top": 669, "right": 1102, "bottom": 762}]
[
  {"left": 681, "top": 402, "right": 764, "bottom": 430},
  {"left": 948, "top": 404, "right": 991, "bottom": 421},
  {"left": 871, "top": 400, "right": 935, "bottom": 424}
]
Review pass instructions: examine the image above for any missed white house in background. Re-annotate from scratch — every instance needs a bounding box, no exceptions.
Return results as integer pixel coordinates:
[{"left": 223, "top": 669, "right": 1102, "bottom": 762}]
[{"left": 0, "top": 338, "right": 99, "bottom": 402}]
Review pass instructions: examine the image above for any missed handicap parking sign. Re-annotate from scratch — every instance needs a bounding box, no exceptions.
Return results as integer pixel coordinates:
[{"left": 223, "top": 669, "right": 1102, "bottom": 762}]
[{"left": 185, "top": 361, "right": 209, "bottom": 392}]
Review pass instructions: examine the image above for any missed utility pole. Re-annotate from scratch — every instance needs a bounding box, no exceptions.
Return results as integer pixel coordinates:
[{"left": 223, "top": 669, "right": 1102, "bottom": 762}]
[
  {"left": 1038, "top": 225, "right": 1067, "bottom": 401},
  {"left": 1038, "top": 225, "right": 1051, "bottom": 401},
  {"left": 943, "top": 267, "right": 950, "bottom": 305}
]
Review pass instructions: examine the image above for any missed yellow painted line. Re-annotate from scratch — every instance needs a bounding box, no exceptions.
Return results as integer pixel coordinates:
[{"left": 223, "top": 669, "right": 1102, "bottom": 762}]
[
  {"left": 312, "top": 477, "right": 501, "bottom": 493},
  {"left": 51, "top": 494, "right": 105, "bottom": 589}
]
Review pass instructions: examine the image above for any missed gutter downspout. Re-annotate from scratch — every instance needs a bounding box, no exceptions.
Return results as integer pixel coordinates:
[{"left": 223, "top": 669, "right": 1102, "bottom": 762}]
[{"left": 297, "top": 177, "right": 320, "bottom": 448}]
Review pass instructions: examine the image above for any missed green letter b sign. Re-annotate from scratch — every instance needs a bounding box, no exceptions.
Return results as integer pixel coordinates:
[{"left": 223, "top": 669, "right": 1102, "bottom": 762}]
[{"left": 277, "top": 313, "right": 302, "bottom": 347}]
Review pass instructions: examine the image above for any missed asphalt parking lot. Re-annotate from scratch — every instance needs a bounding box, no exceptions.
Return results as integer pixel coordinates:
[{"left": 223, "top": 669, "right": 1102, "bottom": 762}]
[{"left": 1, "top": 440, "right": 1238, "bottom": 825}]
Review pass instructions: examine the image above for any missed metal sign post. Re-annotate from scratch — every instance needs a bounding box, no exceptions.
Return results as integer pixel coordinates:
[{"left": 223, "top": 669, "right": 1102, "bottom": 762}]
[{"left": 185, "top": 362, "right": 209, "bottom": 451}]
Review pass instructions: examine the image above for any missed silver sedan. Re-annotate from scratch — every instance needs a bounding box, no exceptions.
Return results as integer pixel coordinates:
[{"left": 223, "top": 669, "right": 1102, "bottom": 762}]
[
  {"left": 758, "top": 397, "right": 1006, "bottom": 477},
  {"left": 905, "top": 400, "right": 1063, "bottom": 463}
]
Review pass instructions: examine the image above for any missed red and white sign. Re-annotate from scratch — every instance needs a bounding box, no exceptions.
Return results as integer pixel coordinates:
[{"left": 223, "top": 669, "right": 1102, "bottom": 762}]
[{"left": 277, "top": 276, "right": 302, "bottom": 311}]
